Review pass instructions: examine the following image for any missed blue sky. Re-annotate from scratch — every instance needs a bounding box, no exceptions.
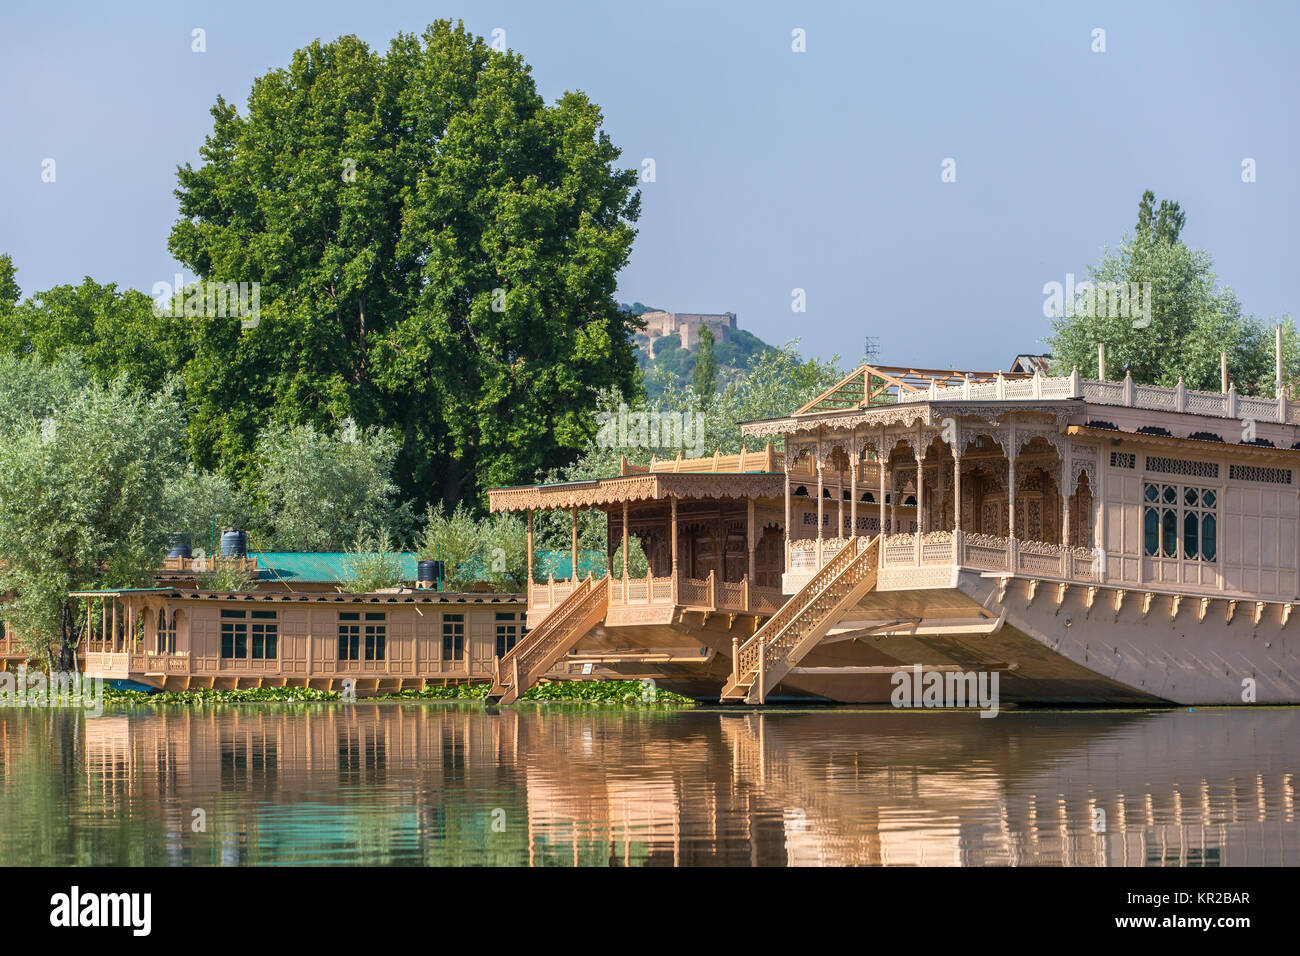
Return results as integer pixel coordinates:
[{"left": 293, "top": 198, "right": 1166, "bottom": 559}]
[{"left": 1, "top": 0, "right": 1297, "bottom": 369}]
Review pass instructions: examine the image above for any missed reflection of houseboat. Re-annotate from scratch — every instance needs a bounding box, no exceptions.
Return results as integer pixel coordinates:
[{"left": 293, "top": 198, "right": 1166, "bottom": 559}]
[{"left": 487, "top": 362, "right": 1300, "bottom": 705}]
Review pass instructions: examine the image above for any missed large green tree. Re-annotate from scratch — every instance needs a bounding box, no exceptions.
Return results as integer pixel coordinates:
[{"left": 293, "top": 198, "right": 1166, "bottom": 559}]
[
  {"left": 1047, "top": 192, "right": 1297, "bottom": 394},
  {"left": 0, "top": 358, "right": 186, "bottom": 668},
  {"left": 0, "top": 277, "right": 192, "bottom": 395},
  {"left": 168, "top": 20, "right": 642, "bottom": 508}
]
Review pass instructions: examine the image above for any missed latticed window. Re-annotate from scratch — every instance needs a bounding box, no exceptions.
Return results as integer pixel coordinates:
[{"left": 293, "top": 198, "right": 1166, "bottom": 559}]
[
  {"left": 1143, "top": 483, "right": 1217, "bottom": 561},
  {"left": 1109, "top": 451, "right": 1136, "bottom": 469}
]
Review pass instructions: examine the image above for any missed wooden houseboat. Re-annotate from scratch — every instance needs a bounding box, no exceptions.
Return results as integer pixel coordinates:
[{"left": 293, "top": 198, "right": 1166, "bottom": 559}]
[{"left": 487, "top": 359, "right": 1300, "bottom": 706}]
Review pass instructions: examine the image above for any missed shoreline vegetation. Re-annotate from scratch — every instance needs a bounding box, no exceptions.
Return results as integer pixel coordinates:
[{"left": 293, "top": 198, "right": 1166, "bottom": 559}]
[{"left": 100, "top": 680, "right": 695, "bottom": 707}]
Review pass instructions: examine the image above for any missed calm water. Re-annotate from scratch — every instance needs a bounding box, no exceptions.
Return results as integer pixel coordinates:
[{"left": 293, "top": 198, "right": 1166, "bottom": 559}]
[{"left": 0, "top": 703, "right": 1295, "bottom": 866}]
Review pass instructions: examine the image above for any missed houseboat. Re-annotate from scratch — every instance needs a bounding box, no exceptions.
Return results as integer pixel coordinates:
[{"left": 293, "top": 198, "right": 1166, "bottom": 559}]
[{"left": 487, "top": 356, "right": 1300, "bottom": 706}]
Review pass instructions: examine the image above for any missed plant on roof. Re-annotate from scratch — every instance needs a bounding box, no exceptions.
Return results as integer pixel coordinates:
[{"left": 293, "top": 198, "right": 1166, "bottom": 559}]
[{"left": 340, "top": 527, "right": 406, "bottom": 593}]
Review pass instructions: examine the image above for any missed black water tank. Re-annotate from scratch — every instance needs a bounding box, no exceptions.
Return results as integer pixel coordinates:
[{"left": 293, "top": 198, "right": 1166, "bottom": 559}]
[
  {"left": 220, "top": 529, "right": 248, "bottom": 558},
  {"left": 417, "top": 560, "right": 444, "bottom": 586},
  {"left": 167, "top": 533, "right": 191, "bottom": 559}
]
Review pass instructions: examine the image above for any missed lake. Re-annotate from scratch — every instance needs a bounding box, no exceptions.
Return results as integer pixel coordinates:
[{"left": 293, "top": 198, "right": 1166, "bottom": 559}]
[{"left": 0, "top": 703, "right": 1295, "bottom": 866}]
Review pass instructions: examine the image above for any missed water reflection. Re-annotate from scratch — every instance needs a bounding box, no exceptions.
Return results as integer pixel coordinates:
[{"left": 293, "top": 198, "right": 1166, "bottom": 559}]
[{"left": 0, "top": 704, "right": 1295, "bottom": 866}]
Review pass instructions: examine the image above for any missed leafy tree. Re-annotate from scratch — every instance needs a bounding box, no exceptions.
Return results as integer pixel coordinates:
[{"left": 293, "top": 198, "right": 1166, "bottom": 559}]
[
  {"left": 1047, "top": 193, "right": 1296, "bottom": 394},
  {"left": 416, "top": 503, "right": 486, "bottom": 590},
  {"left": 0, "top": 363, "right": 185, "bottom": 668},
  {"left": 1135, "top": 189, "right": 1185, "bottom": 246},
  {"left": 691, "top": 325, "right": 718, "bottom": 400},
  {"left": 0, "top": 254, "right": 19, "bottom": 312},
  {"left": 168, "top": 20, "right": 642, "bottom": 508},
  {"left": 250, "top": 423, "right": 407, "bottom": 551},
  {"left": 162, "top": 466, "right": 250, "bottom": 557},
  {"left": 0, "top": 276, "right": 192, "bottom": 395}
]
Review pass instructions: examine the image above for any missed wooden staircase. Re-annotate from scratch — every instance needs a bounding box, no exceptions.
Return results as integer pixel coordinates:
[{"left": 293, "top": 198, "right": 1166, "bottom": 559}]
[
  {"left": 486, "top": 576, "right": 610, "bottom": 704},
  {"left": 720, "top": 535, "right": 880, "bottom": 704}
]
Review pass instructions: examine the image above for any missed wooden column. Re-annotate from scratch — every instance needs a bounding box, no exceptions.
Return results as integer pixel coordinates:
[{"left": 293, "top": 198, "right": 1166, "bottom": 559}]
[
  {"left": 850, "top": 456, "right": 858, "bottom": 537},
  {"left": 1008, "top": 418, "right": 1017, "bottom": 541},
  {"left": 570, "top": 508, "right": 578, "bottom": 581},
  {"left": 879, "top": 435, "right": 888, "bottom": 535},
  {"left": 526, "top": 510, "right": 534, "bottom": 587},
  {"left": 746, "top": 497, "right": 757, "bottom": 584},
  {"left": 952, "top": 450, "right": 962, "bottom": 534},
  {"left": 670, "top": 495, "right": 679, "bottom": 604},
  {"left": 1062, "top": 441, "right": 1072, "bottom": 546},
  {"left": 836, "top": 460, "right": 845, "bottom": 540},
  {"left": 915, "top": 451, "right": 924, "bottom": 533},
  {"left": 815, "top": 457, "right": 824, "bottom": 552},
  {"left": 111, "top": 598, "right": 118, "bottom": 653},
  {"left": 621, "top": 502, "right": 630, "bottom": 585},
  {"left": 783, "top": 457, "right": 792, "bottom": 570}
]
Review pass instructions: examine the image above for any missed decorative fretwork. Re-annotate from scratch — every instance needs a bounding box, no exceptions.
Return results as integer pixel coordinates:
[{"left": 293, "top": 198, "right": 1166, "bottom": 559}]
[
  {"left": 1109, "top": 451, "right": 1136, "bottom": 469},
  {"left": 1146, "top": 456, "right": 1219, "bottom": 479},
  {"left": 1229, "top": 464, "right": 1292, "bottom": 485}
]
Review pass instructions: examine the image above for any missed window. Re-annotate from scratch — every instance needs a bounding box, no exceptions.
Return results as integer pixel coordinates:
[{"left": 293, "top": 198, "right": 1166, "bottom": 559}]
[
  {"left": 364, "top": 612, "right": 386, "bottom": 662},
  {"left": 1109, "top": 451, "right": 1136, "bottom": 469},
  {"left": 156, "top": 609, "right": 176, "bottom": 655},
  {"left": 221, "top": 609, "right": 277, "bottom": 660},
  {"left": 250, "top": 611, "right": 277, "bottom": 660},
  {"left": 442, "top": 613, "right": 464, "bottom": 661},
  {"left": 1143, "top": 483, "right": 1216, "bottom": 562},
  {"left": 338, "top": 613, "right": 361, "bottom": 661},
  {"left": 495, "top": 612, "right": 523, "bottom": 658}
]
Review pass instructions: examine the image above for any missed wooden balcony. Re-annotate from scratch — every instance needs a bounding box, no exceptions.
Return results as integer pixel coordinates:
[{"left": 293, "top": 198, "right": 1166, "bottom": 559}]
[
  {"left": 528, "top": 571, "right": 783, "bottom": 627},
  {"left": 784, "top": 531, "right": 1102, "bottom": 593}
]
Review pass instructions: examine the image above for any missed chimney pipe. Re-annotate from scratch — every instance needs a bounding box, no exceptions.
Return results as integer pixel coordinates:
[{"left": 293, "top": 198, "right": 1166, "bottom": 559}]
[{"left": 1097, "top": 343, "right": 1106, "bottom": 381}]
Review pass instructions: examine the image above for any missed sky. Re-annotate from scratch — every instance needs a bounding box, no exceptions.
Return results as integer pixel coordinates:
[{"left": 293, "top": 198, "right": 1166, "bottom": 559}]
[{"left": 2, "top": 0, "right": 1297, "bottom": 370}]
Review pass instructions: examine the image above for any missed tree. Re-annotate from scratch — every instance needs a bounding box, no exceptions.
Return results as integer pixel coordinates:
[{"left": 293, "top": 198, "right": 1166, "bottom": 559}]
[
  {"left": 0, "top": 362, "right": 185, "bottom": 668},
  {"left": 1135, "top": 189, "right": 1185, "bottom": 246},
  {"left": 162, "top": 466, "right": 249, "bottom": 557},
  {"left": 0, "top": 254, "right": 19, "bottom": 313},
  {"left": 250, "top": 423, "right": 407, "bottom": 551},
  {"left": 0, "top": 276, "right": 192, "bottom": 395},
  {"left": 168, "top": 20, "right": 642, "bottom": 508},
  {"left": 533, "top": 340, "right": 845, "bottom": 561},
  {"left": 691, "top": 325, "right": 718, "bottom": 400},
  {"left": 416, "top": 503, "right": 487, "bottom": 591},
  {"left": 1047, "top": 193, "right": 1297, "bottom": 394}
]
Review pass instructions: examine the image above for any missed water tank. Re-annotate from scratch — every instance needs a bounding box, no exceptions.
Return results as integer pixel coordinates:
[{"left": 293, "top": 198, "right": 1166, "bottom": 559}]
[
  {"left": 220, "top": 529, "right": 248, "bottom": 558},
  {"left": 417, "top": 560, "right": 444, "bottom": 587},
  {"left": 167, "top": 533, "right": 191, "bottom": 559}
]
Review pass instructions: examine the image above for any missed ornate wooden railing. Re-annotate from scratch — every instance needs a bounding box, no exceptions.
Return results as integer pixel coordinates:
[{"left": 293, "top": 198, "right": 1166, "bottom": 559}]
[
  {"left": 539, "top": 571, "right": 781, "bottom": 616},
  {"left": 488, "top": 576, "right": 609, "bottom": 704},
  {"left": 725, "top": 536, "right": 880, "bottom": 702}
]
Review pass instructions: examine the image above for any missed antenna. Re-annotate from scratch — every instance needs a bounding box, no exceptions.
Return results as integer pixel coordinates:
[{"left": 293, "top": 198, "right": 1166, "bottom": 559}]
[{"left": 862, "top": 336, "right": 880, "bottom": 364}]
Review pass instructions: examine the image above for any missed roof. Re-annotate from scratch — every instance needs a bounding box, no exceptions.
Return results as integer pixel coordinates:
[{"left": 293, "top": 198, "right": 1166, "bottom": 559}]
[
  {"left": 795, "top": 364, "right": 1032, "bottom": 415},
  {"left": 488, "top": 471, "right": 785, "bottom": 512},
  {"left": 92, "top": 588, "right": 525, "bottom": 605}
]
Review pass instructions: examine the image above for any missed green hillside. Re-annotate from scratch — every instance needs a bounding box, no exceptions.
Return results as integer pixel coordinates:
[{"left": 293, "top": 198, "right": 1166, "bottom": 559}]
[{"left": 621, "top": 304, "right": 775, "bottom": 399}]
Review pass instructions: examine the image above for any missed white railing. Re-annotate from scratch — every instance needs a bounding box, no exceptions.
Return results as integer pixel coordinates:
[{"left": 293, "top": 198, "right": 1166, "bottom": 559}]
[
  {"left": 894, "top": 368, "right": 1298, "bottom": 424},
  {"left": 792, "top": 530, "right": 1101, "bottom": 584}
]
